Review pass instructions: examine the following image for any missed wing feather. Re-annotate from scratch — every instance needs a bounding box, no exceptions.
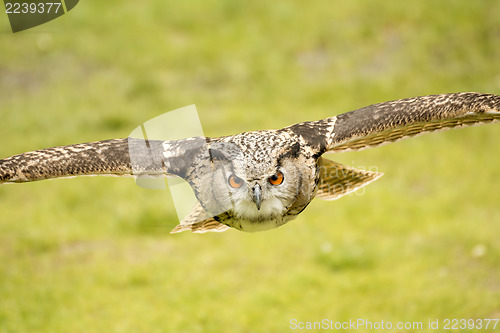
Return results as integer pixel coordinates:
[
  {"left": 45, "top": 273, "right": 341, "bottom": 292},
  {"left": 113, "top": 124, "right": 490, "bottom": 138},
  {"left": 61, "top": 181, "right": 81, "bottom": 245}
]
[
  {"left": 0, "top": 137, "right": 206, "bottom": 183},
  {"left": 325, "top": 92, "right": 500, "bottom": 153},
  {"left": 170, "top": 202, "right": 230, "bottom": 233}
]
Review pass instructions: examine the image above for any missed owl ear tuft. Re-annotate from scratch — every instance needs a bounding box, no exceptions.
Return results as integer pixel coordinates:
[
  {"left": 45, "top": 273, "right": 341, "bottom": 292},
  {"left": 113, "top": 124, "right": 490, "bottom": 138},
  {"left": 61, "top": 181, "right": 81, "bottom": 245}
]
[
  {"left": 278, "top": 141, "right": 301, "bottom": 161},
  {"left": 208, "top": 148, "right": 230, "bottom": 162}
]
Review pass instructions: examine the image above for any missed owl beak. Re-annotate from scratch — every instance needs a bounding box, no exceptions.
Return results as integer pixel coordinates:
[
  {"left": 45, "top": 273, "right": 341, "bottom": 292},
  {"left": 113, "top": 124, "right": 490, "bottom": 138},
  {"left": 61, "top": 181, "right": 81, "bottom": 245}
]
[{"left": 252, "top": 184, "right": 262, "bottom": 210}]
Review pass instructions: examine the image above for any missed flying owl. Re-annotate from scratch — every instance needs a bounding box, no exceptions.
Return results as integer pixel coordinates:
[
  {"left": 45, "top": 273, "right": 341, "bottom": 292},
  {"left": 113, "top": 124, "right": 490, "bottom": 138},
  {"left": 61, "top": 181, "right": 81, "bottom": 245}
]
[{"left": 1, "top": 92, "right": 499, "bottom": 233}]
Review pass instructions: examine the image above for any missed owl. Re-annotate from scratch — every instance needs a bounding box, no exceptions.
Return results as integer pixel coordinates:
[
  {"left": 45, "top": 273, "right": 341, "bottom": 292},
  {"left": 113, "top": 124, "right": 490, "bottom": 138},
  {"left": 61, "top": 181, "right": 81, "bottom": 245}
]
[{"left": 1, "top": 92, "right": 499, "bottom": 233}]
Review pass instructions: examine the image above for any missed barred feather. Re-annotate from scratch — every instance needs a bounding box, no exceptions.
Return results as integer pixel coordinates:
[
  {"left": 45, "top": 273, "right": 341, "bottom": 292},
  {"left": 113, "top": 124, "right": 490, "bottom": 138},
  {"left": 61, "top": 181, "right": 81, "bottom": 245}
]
[
  {"left": 0, "top": 138, "right": 172, "bottom": 183},
  {"left": 325, "top": 92, "right": 500, "bottom": 152}
]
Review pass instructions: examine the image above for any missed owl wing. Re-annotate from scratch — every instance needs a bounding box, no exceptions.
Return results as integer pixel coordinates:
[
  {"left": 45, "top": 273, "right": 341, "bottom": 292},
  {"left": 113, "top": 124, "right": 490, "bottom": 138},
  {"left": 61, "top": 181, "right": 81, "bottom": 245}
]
[
  {"left": 288, "top": 93, "right": 500, "bottom": 154},
  {"left": 0, "top": 138, "right": 133, "bottom": 183},
  {"left": 0, "top": 137, "right": 207, "bottom": 183},
  {"left": 316, "top": 158, "right": 383, "bottom": 201}
]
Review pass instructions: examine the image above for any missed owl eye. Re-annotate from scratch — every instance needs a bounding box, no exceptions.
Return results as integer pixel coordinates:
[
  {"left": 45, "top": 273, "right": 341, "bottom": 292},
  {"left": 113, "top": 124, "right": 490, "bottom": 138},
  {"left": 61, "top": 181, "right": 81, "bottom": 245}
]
[
  {"left": 268, "top": 171, "right": 284, "bottom": 185},
  {"left": 228, "top": 174, "right": 244, "bottom": 188}
]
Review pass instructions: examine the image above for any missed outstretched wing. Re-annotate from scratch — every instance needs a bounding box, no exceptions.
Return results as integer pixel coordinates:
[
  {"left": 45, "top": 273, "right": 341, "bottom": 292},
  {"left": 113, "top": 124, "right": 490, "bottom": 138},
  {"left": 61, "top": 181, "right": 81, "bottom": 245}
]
[
  {"left": 0, "top": 137, "right": 206, "bottom": 183},
  {"left": 0, "top": 139, "right": 132, "bottom": 183},
  {"left": 326, "top": 93, "right": 500, "bottom": 152},
  {"left": 287, "top": 93, "right": 500, "bottom": 154}
]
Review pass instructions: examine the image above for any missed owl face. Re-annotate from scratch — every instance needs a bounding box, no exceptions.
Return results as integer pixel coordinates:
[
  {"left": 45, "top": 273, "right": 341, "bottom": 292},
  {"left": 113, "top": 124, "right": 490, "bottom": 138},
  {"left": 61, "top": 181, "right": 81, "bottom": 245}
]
[{"left": 194, "top": 136, "right": 317, "bottom": 231}]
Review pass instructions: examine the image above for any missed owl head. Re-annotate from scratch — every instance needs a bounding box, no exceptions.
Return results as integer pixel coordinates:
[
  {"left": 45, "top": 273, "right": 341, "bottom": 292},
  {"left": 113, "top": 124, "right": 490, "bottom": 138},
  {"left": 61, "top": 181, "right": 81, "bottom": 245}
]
[{"left": 194, "top": 134, "right": 317, "bottom": 231}]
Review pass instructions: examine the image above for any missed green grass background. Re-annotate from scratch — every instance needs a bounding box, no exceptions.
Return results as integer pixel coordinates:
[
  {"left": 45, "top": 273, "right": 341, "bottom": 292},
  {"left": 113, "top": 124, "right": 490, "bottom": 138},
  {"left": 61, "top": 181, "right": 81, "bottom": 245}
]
[{"left": 1, "top": 1, "right": 500, "bottom": 332}]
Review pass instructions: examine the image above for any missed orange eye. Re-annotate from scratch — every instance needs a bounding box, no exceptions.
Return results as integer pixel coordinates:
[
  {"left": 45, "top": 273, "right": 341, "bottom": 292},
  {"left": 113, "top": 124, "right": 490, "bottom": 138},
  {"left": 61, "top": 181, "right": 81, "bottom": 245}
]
[
  {"left": 268, "top": 171, "right": 284, "bottom": 185},
  {"left": 228, "top": 174, "right": 244, "bottom": 188}
]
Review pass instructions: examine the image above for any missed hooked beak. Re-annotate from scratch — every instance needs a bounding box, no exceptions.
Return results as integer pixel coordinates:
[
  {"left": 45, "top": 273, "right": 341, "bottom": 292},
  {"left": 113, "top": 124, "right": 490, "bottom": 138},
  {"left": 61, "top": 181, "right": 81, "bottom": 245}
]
[{"left": 252, "top": 184, "right": 262, "bottom": 210}]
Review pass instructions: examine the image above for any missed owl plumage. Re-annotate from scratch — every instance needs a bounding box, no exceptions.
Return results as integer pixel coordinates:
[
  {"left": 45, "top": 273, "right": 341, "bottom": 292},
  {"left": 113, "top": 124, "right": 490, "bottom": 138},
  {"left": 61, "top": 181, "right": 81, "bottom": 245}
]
[{"left": 1, "top": 92, "right": 499, "bottom": 233}]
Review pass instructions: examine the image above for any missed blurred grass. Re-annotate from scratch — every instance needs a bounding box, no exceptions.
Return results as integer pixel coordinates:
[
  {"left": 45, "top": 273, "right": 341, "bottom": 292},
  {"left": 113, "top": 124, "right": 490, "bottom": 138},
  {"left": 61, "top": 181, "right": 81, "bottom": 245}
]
[{"left": 1, "top": 0, "right": 500, "bottom": 332}]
